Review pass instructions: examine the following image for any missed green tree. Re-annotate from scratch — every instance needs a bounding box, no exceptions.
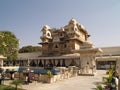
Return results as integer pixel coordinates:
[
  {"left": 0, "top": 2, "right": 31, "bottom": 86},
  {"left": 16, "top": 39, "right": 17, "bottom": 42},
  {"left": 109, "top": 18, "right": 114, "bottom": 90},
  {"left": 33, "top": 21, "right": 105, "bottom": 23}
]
[
  {"left": 0, "top": 32, "right": 6, "bottom": 55},
  {"left": 19, "top": 45, "right": 42, "bottom": 53},
  {"left": 0, "top": 31, "right": 19, "bottom": 60}
]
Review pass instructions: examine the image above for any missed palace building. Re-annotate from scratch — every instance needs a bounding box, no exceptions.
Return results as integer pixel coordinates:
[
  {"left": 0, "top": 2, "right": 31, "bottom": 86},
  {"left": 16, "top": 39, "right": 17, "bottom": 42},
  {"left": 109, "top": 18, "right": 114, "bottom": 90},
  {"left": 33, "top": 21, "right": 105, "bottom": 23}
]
[{"left": 31, "top": 18, "right": 101, "bottom": 74}]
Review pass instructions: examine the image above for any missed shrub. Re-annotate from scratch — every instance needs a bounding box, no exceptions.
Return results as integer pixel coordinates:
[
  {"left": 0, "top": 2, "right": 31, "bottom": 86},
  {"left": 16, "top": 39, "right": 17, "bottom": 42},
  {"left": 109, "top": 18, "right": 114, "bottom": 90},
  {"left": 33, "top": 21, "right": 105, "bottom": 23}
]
[{"left": 96, "top": 84, "right": 103, "bottom": 90}]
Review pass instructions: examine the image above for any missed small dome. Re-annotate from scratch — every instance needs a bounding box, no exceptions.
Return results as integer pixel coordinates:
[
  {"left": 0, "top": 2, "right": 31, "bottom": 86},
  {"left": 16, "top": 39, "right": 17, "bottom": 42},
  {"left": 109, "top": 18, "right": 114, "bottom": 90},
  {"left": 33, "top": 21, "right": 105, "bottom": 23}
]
[
  {"left": 43, "top": 25, "right": 51, "bottom": 30},
  {"left": 69, "top": 18, "right": 77, "bottom": 25}
]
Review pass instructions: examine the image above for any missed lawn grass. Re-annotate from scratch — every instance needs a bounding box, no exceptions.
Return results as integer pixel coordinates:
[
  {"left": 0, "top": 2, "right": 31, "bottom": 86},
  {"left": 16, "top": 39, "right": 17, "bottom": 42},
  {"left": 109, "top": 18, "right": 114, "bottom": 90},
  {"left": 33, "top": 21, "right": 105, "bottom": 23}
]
[
  {"left": 0, "top": 85, "right": 5, "bottom": 90},
  {"left": 0, "top": 85, "right": 25, "bottom": 90}
]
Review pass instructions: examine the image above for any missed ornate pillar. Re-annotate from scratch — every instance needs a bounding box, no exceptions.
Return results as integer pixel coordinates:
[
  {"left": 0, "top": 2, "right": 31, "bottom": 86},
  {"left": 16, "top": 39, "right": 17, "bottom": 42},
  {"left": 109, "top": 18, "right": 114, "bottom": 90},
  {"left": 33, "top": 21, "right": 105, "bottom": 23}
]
[
  {"left": 27, "top": 59, "right": 30, "bottom": 67},
  {"left": 0, "top": 59, "right": 3, "bottom": 67},
  {"left": 55, "top": 60, "right": 58, "bottom": 66}
]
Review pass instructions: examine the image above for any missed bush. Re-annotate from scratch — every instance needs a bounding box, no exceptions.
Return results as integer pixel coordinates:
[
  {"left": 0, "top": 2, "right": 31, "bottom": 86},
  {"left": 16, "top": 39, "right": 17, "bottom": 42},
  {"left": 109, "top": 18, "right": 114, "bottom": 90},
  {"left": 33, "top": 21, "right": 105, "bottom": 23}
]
[
  {"left": 96, "top": 84, "right": 103, "bottom": 90},
  {"left": 3, "top": 86, "right": 14, "bottom": 90}
]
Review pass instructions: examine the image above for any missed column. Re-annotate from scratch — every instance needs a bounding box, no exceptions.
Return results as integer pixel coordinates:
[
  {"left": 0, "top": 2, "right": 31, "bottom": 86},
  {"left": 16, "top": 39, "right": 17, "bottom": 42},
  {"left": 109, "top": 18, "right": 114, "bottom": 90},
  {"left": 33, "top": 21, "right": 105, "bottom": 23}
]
[
  {"left": 0, "top": 59, "right": 3, "bottom": 67},
  {"left": 27, "top": 59, "right": 30, "bottom": 67},
  {"left": 55, "top": 60, "right": 58, "bottom": 66}
]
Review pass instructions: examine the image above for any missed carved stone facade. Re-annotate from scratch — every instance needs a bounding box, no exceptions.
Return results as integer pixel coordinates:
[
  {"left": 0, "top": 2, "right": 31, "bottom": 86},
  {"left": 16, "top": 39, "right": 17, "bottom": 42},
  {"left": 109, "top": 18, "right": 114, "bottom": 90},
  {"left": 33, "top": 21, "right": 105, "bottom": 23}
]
[
  {"left": 39, "top": 19, "right": 102, "bottom": 75},
  {"left": 40, "top": 19, "right": 90, "bottom": 56}
]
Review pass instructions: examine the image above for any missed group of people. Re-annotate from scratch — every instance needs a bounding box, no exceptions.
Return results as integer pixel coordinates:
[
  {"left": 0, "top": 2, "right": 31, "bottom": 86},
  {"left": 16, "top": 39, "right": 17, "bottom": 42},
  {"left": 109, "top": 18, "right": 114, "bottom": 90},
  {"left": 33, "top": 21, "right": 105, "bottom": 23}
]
[{"left": 24, "top": 68, "right": 35, "bottom": 84}]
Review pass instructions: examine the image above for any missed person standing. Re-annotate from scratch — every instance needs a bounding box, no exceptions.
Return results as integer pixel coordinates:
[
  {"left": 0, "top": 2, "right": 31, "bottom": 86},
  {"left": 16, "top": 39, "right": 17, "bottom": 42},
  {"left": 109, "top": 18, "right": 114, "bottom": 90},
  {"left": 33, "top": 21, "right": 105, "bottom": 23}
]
[
  {"left": 1, "top": 72, "right": 5, "bottom": 85},
  {"left": 0, "top": 73, "right": 2, "bottom": 85},
  {"left": 114, "top": 76, "right": 119, "bottom": 90},
  {"left": 111, "top": 71, "right": 119, "bottom": 90},
  {"left": 118, "top": 79, "right": 120, "bottom": 90}
]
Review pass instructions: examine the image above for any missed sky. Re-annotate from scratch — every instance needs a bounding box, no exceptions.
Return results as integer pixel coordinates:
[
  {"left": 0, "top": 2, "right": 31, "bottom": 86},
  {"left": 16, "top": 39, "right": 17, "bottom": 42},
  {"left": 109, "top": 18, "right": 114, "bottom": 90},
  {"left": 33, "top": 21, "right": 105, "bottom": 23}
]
[{"left": 0, "top": 0, "right": 120, "bottom": 48}]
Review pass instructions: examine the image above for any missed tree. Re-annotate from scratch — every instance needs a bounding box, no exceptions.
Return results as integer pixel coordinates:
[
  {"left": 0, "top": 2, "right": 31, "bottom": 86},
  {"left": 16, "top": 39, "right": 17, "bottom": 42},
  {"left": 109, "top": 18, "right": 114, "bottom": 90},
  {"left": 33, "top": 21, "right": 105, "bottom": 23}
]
[
  {"left": 0, "top": 31, "right": 19, "bottom": 60},
  {"left": 19, "top": 45, "right": 42, "bottom": 53}
]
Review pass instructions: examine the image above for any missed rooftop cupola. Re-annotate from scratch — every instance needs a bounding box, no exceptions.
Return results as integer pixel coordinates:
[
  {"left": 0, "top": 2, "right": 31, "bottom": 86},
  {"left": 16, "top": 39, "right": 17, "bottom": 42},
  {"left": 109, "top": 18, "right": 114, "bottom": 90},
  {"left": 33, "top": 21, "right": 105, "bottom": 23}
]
[
  {"left": 69, "top": 18, "right": 77, "bottom": 25},
  {"left": 41, "top": 25, "right": 51, "bottom": 31},
  {"left": 40, "top": 25, "right": 52, "bottom": 42}
]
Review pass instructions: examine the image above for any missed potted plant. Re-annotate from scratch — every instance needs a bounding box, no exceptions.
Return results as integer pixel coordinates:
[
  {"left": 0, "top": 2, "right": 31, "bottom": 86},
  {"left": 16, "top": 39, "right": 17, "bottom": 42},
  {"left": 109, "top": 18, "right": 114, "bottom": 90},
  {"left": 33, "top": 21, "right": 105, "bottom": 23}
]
[{"left": 45, "top": 70, "right": 53, "bottom": 83}]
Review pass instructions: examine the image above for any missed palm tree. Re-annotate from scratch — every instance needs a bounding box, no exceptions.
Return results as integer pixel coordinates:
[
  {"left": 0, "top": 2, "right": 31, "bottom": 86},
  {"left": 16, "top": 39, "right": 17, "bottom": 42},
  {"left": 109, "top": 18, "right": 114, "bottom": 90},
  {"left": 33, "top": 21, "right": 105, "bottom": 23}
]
[{"left": 10, "top": 78, "right": 22, "bottom": 90}]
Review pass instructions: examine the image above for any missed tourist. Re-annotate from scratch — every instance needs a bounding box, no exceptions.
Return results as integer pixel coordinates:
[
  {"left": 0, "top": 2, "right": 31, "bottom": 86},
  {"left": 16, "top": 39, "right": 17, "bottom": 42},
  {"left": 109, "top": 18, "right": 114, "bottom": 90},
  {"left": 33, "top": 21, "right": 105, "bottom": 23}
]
[
  {"left": 0, "top": 73, "right": 2, "bottom": 85},
  {"left": 111, "top": 72, "right": 119, "bottom": 90},
  {"left": 38, "top": 73, "right": 41, "bottom": 82},
  {"left": 1, "top": 72, "right": 5, "bottom": 85},
  {"left": 25, "top": 75, "right": 28, "bottom": 84}
]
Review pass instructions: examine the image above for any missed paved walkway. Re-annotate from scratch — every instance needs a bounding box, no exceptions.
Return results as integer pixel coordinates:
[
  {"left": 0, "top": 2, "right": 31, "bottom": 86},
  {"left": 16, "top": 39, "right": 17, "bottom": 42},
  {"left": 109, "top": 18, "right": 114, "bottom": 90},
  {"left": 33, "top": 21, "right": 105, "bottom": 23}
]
[{"left": 4, "top": 70, "right": 107, "bottom": 90}]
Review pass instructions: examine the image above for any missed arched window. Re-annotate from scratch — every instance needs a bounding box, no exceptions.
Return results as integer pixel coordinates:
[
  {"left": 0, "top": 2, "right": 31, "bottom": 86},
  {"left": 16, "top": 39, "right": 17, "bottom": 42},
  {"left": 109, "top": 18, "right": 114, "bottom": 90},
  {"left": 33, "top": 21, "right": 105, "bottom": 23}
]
[
  {"left": 47, "top": 33, "right": 50, "bottom": 36},
  {"left": 60, "top": 33, "right": 63, "bottom": 36},
  {"left": 64, "top": 44, "right": 67, "bottom": 48},
  {"left": 30, "top": 61, "right": 36, "bottom": 67},
  {"left": 60, "top": 33, "right": 64, "bottom": 37},
  {"left": 55, "top": 44, "right": 58, "bottom": 48},
  {"left": 74, "top": 28, "right": 78, "bottom": 31},
  {"left": 39, "top": 60, "right": 43, "bottom": 67}
]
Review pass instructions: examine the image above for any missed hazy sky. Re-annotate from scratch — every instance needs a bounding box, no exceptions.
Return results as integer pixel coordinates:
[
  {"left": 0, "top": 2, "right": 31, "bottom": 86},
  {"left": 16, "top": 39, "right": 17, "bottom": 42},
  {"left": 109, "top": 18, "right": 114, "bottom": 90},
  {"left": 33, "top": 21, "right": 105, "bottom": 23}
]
[{"left": 0, "top": 0, "right": 120, "bottom": 48}]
